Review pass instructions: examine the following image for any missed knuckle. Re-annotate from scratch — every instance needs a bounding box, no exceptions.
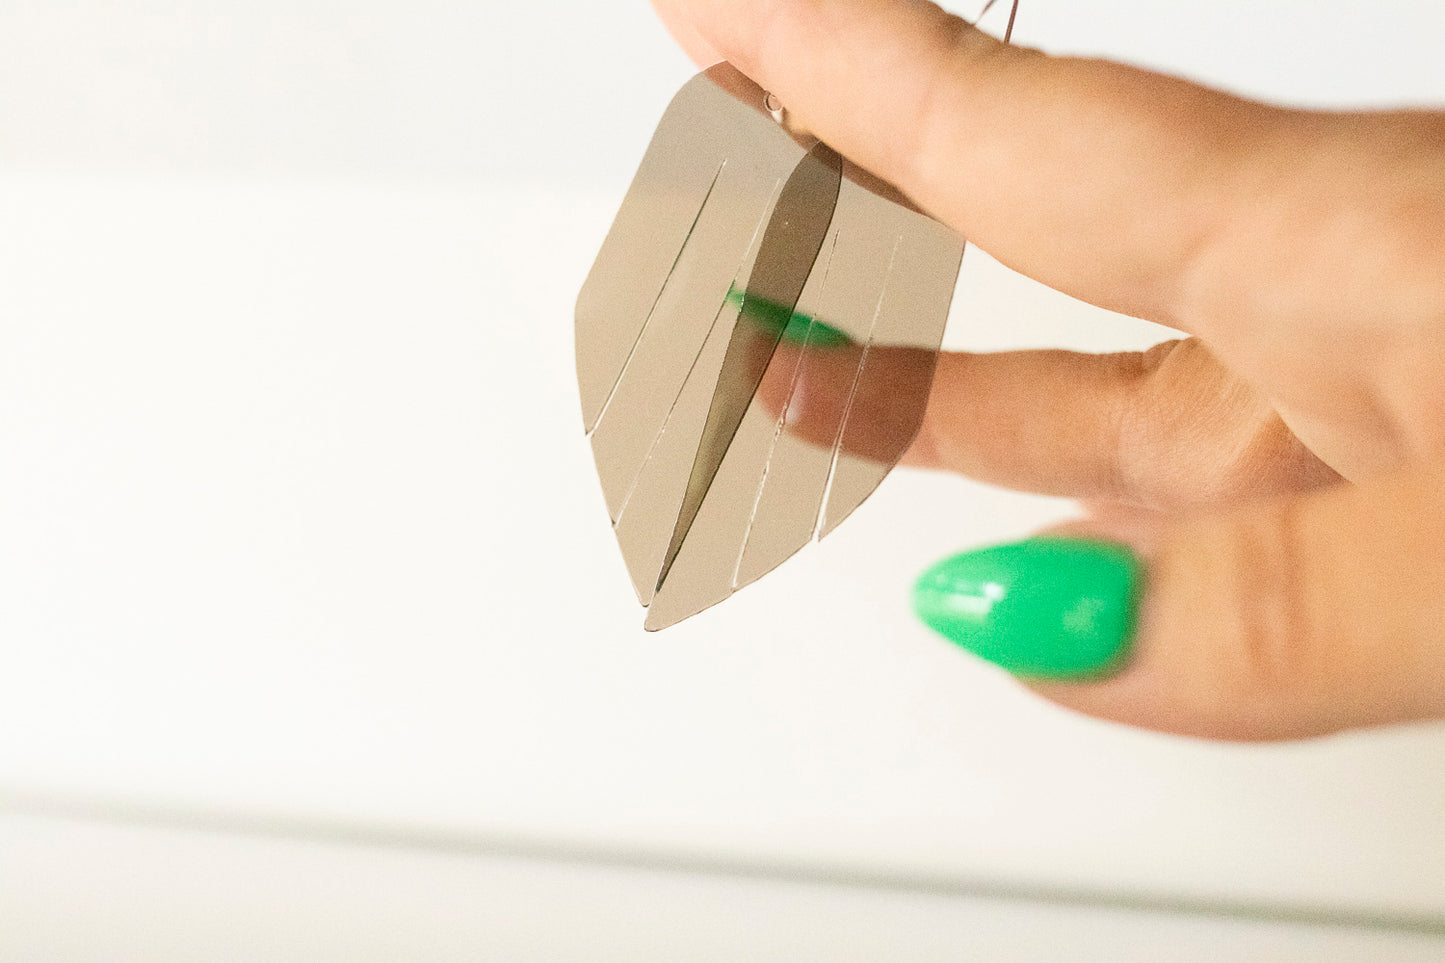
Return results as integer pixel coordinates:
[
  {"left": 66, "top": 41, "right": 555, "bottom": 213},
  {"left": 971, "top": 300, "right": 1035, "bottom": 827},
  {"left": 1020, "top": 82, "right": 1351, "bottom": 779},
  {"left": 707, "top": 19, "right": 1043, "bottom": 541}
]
[
  {"left": 1214, "top": 502, "right": 1331, "bottom": 720},
  {"left": 1142, "top": 502, "right": 1332, "bottom": 742},
  {"left": 1105, "top": 341, "right": 1178, "bottom": 488},
  {"left": 1112, "top": 338, "right": 1331, "bottom": 507}
]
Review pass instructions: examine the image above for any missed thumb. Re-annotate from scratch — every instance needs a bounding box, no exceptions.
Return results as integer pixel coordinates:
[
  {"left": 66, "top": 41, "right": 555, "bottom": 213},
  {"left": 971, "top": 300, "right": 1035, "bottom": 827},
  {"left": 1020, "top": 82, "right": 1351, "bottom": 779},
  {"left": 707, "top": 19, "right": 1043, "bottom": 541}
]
[{"left": 912, "top": 464, "right": 1445, "bottom": 741}]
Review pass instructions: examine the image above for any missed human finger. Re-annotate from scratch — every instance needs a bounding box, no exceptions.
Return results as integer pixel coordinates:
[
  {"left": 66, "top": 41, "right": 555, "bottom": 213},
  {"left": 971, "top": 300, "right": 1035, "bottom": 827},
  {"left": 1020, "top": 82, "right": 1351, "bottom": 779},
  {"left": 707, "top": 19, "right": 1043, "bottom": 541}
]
[
  {"left": 764, "top": 336, "right": 1337, "bottom": 509},
  {"left": 648, "top": 0, "right": 720, "bottom": 67},
  {"left": 651, "top": 0, "right": 1445, "bottom": 339},
  {"left": 914, "top": 462, "right": 1445, "bottom": 740}
]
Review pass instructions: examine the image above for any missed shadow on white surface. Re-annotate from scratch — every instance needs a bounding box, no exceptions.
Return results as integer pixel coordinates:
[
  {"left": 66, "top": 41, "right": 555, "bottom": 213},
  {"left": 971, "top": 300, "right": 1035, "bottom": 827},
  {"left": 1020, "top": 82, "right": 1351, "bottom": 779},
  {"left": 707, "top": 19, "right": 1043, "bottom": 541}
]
[{"left": 4, "top": 808, "right": 1444, "bottom": 963}]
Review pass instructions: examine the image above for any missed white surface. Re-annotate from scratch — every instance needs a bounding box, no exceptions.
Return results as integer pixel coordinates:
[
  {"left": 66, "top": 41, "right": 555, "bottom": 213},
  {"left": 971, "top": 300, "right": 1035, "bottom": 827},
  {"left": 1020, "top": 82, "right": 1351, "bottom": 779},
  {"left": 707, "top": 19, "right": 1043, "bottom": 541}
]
[
  {"left": 5, "top": 173, "right": 1445, "bottom": 925},
  {"left": 1, "top": 0, "right": 1441, "bottom": 188},
  {"left": 1, "top": 0, "right": 1444, "bottom": 943},
  {"left": 4, "top": 810, "right": 1443, "bottom": 962}
]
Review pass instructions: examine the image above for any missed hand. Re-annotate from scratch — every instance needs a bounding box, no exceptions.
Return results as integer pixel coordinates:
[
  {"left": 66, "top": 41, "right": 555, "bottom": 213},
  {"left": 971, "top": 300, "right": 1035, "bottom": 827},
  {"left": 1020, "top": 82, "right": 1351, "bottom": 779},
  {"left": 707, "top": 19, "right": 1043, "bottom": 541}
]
[{"left": 651, "top": 0, "right": 1445, "bottom": 740}]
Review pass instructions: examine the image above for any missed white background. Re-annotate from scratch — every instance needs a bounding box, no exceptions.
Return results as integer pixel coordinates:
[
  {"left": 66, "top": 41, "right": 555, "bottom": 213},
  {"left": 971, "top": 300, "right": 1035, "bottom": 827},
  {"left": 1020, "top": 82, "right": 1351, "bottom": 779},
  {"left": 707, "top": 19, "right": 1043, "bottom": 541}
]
[{"left": 2, "top": 0, "right": 1444, "bottom": 957}]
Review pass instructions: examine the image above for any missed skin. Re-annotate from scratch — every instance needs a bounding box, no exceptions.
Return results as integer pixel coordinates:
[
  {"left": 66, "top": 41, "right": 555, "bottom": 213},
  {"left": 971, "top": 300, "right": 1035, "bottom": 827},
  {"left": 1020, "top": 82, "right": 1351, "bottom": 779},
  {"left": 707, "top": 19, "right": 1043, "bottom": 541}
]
[{"left": 651, "top": 0, "right": 1445, "bottom": 741}]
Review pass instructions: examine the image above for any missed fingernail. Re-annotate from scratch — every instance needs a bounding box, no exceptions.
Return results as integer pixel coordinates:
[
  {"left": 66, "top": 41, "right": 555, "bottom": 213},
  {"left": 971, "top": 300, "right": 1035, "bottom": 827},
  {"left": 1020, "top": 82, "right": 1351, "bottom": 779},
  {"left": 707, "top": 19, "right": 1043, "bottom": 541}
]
[
  {"left": 912, "top": 538, "right": 1141, "bottom": 679},
  {"left": 726, "top": 285, "right": 853, "bottom": 347}
]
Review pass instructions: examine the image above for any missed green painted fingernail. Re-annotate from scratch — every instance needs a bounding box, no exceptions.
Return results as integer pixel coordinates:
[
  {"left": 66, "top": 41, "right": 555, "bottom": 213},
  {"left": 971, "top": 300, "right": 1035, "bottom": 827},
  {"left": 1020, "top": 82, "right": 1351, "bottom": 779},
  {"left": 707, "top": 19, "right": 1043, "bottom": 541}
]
[
  {"left": 912, "top": 538, "right": 1141, "bottom": 679},
  {"left": 726, "top": 285, "right": 853, "bottom": 347}
]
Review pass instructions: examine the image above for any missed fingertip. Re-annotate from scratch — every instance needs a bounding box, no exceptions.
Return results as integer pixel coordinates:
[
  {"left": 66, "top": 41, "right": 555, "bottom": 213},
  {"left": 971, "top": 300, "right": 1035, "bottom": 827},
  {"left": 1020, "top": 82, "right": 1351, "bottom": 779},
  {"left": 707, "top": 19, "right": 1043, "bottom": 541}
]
[
  {"left": 649, "top": 1, "right": 723, "bottom": 68},
  {"left": 912, "top": 537, "right": 1141, "bottom": 680}
]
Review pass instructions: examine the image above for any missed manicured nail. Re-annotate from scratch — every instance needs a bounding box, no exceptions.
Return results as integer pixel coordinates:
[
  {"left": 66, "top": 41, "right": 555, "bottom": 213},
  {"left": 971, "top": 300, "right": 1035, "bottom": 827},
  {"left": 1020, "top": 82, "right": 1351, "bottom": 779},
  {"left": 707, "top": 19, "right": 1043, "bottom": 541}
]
[
  {"left": 912, "top": 538, "right": 1141, "bottom": 679},
  {"left": 726, "top": 285, "right": 853, "bottom": 347}
]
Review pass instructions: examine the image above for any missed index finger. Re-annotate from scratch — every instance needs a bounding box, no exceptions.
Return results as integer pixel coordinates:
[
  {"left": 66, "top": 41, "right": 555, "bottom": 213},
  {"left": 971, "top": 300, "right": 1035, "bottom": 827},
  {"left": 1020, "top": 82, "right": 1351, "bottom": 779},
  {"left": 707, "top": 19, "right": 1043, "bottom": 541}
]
[{"left": 648, "top": 0, "right": 1415, "bottom": 336}]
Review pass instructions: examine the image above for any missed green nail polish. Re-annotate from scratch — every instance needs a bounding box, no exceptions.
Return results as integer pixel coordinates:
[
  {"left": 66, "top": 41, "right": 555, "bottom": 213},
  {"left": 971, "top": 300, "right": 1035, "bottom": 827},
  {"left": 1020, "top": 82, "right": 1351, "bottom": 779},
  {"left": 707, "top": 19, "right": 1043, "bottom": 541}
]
[
  {"left": 912, "top": 538, "right": 1141, "bottom": 679},
  {"left": 726, "top": 285, "right": 853, "bottom": 348}
]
